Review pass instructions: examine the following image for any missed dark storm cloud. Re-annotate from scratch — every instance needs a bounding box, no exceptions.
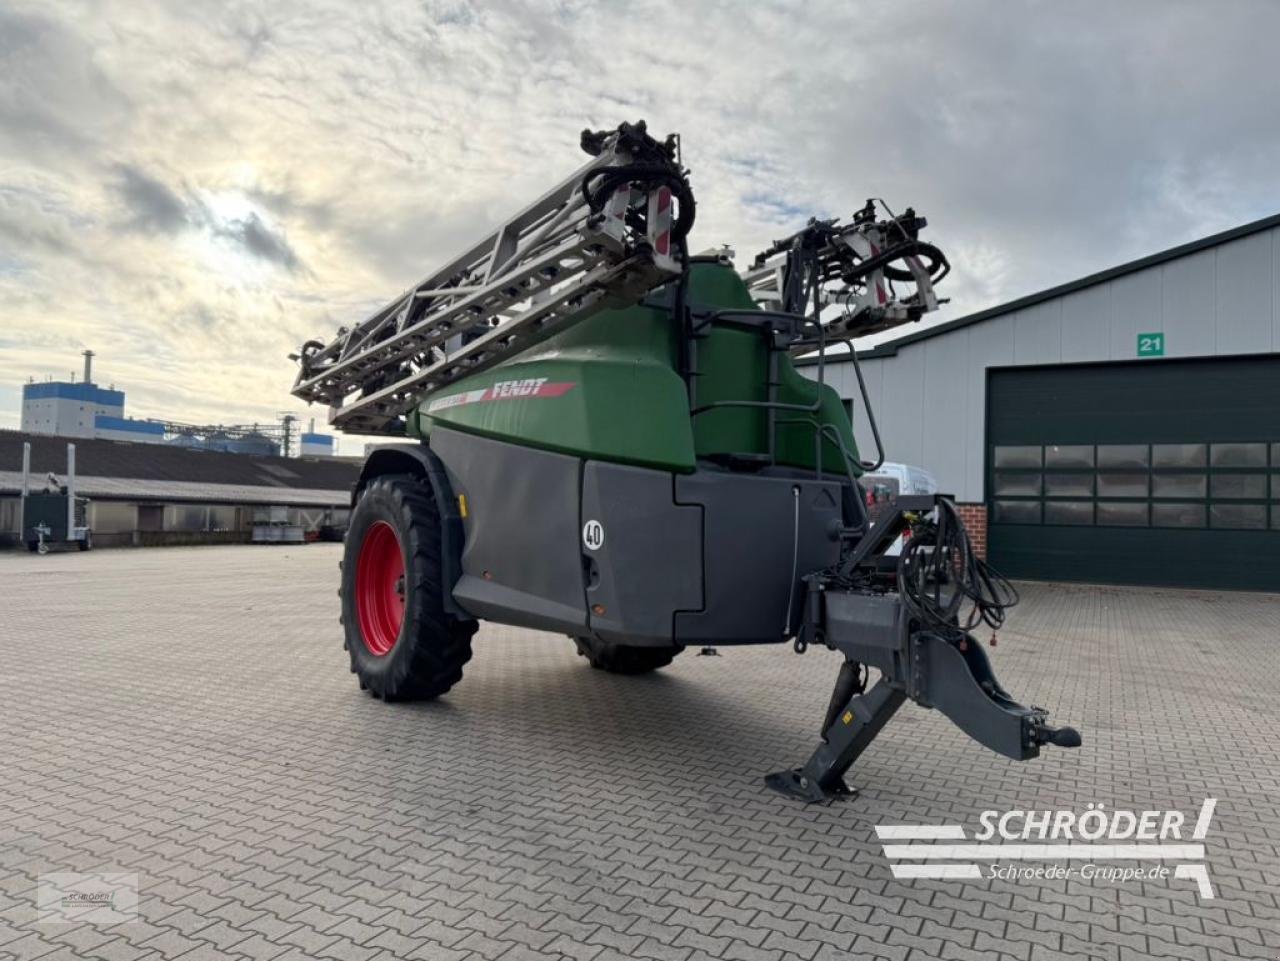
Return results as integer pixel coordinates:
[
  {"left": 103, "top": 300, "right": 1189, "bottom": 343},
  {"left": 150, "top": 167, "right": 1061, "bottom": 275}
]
[
  {"left": 216, "top": 212, "right": 301, "bottom": 271},
  {"left": 115, "top": 165, "right": 190, "bottom": 232},
  {"left": 110, "top": 163, "right": 302, "bottom": 271}
]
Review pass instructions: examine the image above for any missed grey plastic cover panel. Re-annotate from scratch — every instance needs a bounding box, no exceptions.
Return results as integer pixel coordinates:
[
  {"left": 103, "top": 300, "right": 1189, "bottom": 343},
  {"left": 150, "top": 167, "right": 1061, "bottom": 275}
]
[
  {"left": 672, "top": 470, "right": 842, "bottom": 645},
  {"left": 580, "top": 462, "right": 702, "bottom": 647},
  {"left": 431, "top": 427, "right": 587, "bottom": 634}
]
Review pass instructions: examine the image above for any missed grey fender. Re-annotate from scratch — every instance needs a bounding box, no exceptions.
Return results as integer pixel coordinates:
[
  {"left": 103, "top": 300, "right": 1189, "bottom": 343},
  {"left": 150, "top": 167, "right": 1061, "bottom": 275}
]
[{"left": 356, "top": 443, "right": 470, "bottom": 619}]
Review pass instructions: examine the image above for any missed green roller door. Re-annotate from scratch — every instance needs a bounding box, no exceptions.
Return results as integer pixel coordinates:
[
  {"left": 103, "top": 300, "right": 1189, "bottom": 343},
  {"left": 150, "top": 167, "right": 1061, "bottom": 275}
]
[{"left": 987, "top": 356, "right": 1280, "bottom": 591}]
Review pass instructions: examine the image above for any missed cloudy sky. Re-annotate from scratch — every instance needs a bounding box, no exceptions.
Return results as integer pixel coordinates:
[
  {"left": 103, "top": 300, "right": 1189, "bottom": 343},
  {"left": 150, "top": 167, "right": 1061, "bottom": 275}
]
[{"left": 3, "top": 0, "right": 1279, "bottom": 451}]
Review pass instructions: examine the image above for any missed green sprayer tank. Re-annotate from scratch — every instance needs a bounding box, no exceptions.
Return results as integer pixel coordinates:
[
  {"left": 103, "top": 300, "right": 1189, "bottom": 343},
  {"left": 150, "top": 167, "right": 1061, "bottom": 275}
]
[{"left": 413, "top": 261, "right": 859, "bottom": 478}]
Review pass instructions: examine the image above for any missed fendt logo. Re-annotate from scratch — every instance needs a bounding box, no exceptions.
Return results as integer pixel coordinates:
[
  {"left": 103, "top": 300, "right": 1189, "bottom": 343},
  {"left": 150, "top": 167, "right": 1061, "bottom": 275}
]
[
  {"left": 426, "top": 379, "right": 576, "bottom": 413},
  {"left": 490, "top": 378, "right": 557, "bottom": 398},
  {"left": 877, "top": 799, "right": 1217, "bottom": 899}
]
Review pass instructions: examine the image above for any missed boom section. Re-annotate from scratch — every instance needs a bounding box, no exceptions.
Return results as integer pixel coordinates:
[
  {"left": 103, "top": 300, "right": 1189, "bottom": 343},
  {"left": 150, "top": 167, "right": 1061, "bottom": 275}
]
[{"left": 291, "top": 122, "right": 692, "bottom": 433}]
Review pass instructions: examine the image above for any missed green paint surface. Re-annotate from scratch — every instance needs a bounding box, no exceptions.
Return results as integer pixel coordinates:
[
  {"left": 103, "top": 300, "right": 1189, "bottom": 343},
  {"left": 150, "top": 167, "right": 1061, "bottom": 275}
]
[{"left": 418, "top": 262, "right": 861, "bottom": 475}]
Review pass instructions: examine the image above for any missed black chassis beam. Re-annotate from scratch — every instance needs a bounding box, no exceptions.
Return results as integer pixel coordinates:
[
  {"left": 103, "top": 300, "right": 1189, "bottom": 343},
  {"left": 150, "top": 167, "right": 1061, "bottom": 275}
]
[{"left": 766, "top": 494, "right": 1080, "bottom": 804}]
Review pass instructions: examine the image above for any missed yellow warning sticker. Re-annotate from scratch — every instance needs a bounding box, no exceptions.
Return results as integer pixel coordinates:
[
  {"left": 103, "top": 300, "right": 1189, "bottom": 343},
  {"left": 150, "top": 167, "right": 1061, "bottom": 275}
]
[
  {"left": 842, "top": 710, "right": 854, "bottom": 725},
  {"left": 458, "top": 494, "right": 468, "bottom": 518}
]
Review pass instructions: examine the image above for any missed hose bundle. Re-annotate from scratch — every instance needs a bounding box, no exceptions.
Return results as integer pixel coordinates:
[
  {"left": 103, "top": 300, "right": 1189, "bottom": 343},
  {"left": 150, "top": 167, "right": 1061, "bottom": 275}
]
[
  {"left": 897, "top": 499, "right": 1018, "bottom": 634},
  {"left": 581, "top": 162, "right": 697, "bottom": 245},
  {"left": 833, "top": 237, "right": 949, "bottom": 288},
  {"left": 578, "top": 122, "right": 696, "bottom": 247}
]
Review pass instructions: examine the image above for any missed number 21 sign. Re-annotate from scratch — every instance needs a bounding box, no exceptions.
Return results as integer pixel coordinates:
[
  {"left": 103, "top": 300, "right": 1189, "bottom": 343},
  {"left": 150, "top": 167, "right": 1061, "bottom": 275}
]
[{"left": 1137, "top": 332, "right": 1164, "bottom": 357}]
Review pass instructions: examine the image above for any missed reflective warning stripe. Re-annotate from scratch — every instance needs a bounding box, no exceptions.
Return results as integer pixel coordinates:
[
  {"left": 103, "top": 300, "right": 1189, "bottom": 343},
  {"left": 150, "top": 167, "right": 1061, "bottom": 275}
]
[
  {"left": 870, "top": 241, "right": 888, "bottom": 305},
  {"left": 653, "top": 186, "right": 672, "bottom": 257}
]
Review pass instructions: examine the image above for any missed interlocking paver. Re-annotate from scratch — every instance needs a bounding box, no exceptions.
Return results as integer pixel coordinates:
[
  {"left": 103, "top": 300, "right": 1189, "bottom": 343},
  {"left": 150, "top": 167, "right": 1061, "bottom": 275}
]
[
  {"left": 542, "top": 933, "right": 603, "bottom": 961},
  {"left": 1, "top": 546, "right": 1277, "bottom": 961},
  {"left": 220, "top": 932, "right": 290, "bottom": 961},
  {"left": 137, "top": 929, "right": 206, "bottom": 959}
]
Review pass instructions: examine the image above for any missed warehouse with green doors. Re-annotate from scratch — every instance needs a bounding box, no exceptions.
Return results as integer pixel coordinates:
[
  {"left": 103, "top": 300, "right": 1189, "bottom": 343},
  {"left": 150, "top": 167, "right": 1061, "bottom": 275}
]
[
  {"left": 815, "top": 211, "right": 1280, "bottom": 591},
  {"left": 987, "top": 357, "right": 1279, "bottom": 590}
]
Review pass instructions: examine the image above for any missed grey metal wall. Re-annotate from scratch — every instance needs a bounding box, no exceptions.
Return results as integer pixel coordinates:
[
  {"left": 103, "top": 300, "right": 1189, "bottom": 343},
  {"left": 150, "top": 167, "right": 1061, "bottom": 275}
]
[{"left": 820, "top": 226, "right": 1280, "bottom": 502}]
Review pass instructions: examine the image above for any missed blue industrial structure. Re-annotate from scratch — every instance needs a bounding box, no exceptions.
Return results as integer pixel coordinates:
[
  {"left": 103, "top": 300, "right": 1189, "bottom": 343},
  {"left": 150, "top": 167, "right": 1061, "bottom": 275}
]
[
  {"left": 93, "top": 415, "right": 165, "bottom": 437},
  {"left": 19, "top": 352, "right": 336, "bottom": 459},
  {"left": 22, "top": 382, "right": 126, "bottom": 406},
  {"left": 300, "top": 431, "right": 335, "bottom": 457}
]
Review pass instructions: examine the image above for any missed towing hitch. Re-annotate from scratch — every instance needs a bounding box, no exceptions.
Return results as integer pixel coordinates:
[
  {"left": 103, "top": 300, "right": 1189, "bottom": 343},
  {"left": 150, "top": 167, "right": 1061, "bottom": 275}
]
[{"left": 767, "top": 495, "right": 1081, "bottom": 804}]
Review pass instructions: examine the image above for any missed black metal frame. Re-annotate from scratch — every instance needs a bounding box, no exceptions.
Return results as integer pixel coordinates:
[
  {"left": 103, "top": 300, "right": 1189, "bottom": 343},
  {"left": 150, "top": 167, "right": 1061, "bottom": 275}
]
[
  {"left": 768, "top": 493, "right": 1081, "bottom": 804},
  {"left": 680, "top": 296, "right": 885, "bottom": 484},
  {"left": 685, "top": 307, "right": 825, "bottom": 470}
]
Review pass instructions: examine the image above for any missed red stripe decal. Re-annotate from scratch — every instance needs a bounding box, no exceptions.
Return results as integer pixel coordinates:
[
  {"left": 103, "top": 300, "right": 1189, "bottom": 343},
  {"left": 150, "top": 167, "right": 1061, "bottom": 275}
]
[{"left": 427, "top": 380, "right": 576, "bottom": 413}]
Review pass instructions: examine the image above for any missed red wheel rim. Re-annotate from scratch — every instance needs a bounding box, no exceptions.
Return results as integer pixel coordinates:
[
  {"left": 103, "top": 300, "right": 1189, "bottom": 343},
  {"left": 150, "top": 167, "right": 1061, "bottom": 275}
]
[{"left": 355, "top": 521, "right": 405, "bottom": 656}]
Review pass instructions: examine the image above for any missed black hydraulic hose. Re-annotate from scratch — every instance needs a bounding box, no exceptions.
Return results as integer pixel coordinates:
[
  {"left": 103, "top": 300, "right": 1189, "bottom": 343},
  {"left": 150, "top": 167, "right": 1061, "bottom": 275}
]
[
  {"left": 581, "top": 162, "right": 697, "bottom": 242},
  {"left": 840, "top": 239, "right": 949, "bottom": 285},
  {"left": 673, "top": 251, "right": 693, "bottom": 401},
  {"left": 897, "top": 498, "right": 1018, "bottom": 635}
]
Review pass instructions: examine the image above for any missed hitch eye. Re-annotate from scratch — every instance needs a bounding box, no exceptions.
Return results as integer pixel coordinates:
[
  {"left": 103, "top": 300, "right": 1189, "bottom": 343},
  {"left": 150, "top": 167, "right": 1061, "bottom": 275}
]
[{"left": 1038, "top": 725, "right": 1083, "bottom": 749}]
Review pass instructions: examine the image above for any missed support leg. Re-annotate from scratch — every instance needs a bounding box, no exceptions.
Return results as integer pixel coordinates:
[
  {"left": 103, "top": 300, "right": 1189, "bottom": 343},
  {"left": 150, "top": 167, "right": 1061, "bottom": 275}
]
[{"left": 765, "top": 675, "right": 906, "bottom": 803}]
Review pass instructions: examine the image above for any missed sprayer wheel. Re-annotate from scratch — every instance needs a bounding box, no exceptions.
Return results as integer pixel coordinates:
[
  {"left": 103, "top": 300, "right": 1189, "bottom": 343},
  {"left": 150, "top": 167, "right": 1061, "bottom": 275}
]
[{"left": 341, "top": 474, "right": 476, "bottom": 700}]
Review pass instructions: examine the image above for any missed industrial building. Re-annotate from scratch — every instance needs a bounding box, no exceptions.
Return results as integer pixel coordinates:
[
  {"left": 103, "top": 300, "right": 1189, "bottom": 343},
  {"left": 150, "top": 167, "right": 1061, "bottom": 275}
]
[
  {"left": 20, "top": 351, "right": 132, "bottom": 439},
  {"left": 20, "top": 351, "right": 334, "bottom": 457},
  {"left": 300, "top": 431, "right": 336, "bottom": 457},
  {"left": 820, "top": 212, "right": 1280, "bottom": 591},
  {"left": 0, "top": 430, "right": 357, "bottom": 549}
]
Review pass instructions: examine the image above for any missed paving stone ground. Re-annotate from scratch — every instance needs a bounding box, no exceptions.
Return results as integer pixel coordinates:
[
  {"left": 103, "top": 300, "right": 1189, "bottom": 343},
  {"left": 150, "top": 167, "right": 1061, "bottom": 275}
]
[{"left": 1, "top": 544, "right": 1278, "bottom": 961}]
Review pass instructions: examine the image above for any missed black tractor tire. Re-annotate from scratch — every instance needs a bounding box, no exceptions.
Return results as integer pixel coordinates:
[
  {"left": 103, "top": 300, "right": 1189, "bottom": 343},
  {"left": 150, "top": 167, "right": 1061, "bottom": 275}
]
[
  {"left": 340, "top": 474, "right": 476, "bottom": 701},
  {"left": 77, "top": 534, "right": 92, "bottom": 552},
  {"left": 26, "top": 540, "right": 38, "bottom": 553},
  {"left": 573, "top": 635, "right": 684, "bottom": 675}
]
